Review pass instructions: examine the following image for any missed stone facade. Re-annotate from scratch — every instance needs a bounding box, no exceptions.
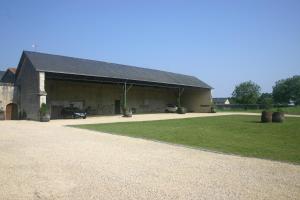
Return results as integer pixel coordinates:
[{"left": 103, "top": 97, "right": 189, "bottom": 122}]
[
  {"left": 182, "top": 88, "right": 212, "bottom": 112},
  {"left": 0, "top": 83, "right": 17, "bottom": 120},
  {"left": 45, "top": 79, "right": 212, "bottom": 118},
  {"left": 46, "top": 79, "right": 177, "bottom": 117},
  {"left": 2, "top": 64, "right": 211, "bottom": 120},
  {"left": 3, "top": 53, "right": 212, "bottom": 120},
  {"left": 15, "top": 58, "right": 41, "bottom": 120}
]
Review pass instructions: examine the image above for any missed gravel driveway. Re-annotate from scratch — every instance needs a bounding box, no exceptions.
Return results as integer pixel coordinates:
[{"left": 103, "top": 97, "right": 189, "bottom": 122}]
[{"left": 0, "top": 115, "right": 300, "bottom": 200}]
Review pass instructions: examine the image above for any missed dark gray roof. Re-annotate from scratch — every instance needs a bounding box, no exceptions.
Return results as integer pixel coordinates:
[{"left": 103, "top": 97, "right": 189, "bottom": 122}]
[
  {"left": 23, "top": 51, "right": 212, "bottom": 88},
  {"left": 0, "top": 71, "right": 5, "bottom": 80},
  {"left": 1, "top": 68, "right": 16, "bottom": 83},
  {"left": 213, "top": 98, "right": 230, "bottom": 104}
]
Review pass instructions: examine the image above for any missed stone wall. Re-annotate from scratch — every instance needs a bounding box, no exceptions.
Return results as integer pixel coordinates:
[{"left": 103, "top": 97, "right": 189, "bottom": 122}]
[
  {"left": 45, "top": 80, "right": 178, "bottom": 117},
  {"left": 15, "top": 58, "right": 40, "bottom": 120},
  {"left": 45, "top": 79, "right": 212, "bottom": 118},
  {"left": 181, "top": 88, "right": 212, "bottom": 112},
  {"left": 0, "top": 83, "right": 17, "bottom": 120}
]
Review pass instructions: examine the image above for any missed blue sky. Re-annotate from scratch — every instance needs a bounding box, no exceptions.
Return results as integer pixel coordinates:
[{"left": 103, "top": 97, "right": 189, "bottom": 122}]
[{"left": 0, "top": 0, "right": 299, "bottom": 97}]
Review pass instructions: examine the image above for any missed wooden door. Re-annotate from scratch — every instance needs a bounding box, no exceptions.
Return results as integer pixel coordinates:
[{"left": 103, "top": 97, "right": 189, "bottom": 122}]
[
  {"left": 114, "top": 100, "right": 121, "bottom": 114},
  {"left": 6, "top": 103, "right": 18, "bottom": 120}
]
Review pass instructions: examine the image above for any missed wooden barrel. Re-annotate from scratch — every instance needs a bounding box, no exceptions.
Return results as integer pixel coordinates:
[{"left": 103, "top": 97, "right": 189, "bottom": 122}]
[
  {"left": 177, "top": 107, "right": 187, "bottom": 114},
  {"left": 272, "top": 112, "right": 284, "bottom": 123},
  {"left": 261, "top": 111, "right": 272, "bottom": 123}
]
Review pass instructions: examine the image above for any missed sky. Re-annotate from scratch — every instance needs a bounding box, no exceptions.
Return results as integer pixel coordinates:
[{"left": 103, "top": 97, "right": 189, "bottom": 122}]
[{"left": 0, "top": 0, "right": 299, "bottom": 97}]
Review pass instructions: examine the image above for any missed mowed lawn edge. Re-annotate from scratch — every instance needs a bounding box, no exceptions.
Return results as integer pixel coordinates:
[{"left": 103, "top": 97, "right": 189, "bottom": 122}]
[
  {"left": 71, "top": 115, "right": 300, "bottom": 164},
  {"left": 217, "top": 106, "right": 300, "bottom": 115}
]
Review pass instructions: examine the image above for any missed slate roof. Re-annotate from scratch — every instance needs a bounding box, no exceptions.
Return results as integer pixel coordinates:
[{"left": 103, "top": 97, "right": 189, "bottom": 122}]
[
  {"left": 213, "top": 98, "right": 230, "bottom": 104},
  {"left": 8, "top": 68, "right": 17, "bottom": 74},
  {"left": 22, "top": 51, "right": 212, "bottom": 89},
  {"left": 0, "top": 71, "right": 5, "bottom": 80},
  {"left": 0, "top": 68, "right": 17, "bottom": 83}
]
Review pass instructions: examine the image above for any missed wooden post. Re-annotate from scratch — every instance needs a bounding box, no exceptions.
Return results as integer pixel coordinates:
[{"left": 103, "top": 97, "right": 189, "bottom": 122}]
[
  {"left": 123, "top": 82, "right": 127, "bottom": 109},
  {"left": 123, "top": 82, "right": 133, "bottom": 109},
  {"left": 177, "top": 88, "right": 184, "bottom": 107}
]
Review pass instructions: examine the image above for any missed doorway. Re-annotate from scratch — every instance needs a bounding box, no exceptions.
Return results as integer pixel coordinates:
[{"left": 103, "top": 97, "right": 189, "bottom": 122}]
[
  {"left": 6, "top": 103, "right": 18, "bottom": 120},
  {"left": 114, "top": 100, "right": 121, "bottom": 114}
]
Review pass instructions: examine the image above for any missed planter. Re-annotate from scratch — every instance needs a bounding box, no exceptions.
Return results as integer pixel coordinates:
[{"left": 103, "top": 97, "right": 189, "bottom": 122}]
[
  {"left": 40, "top": 114, "right": 50, "bottom": 122},
  {"left": 272, "top": 112, "right": 284, "bottom": 123},
  {"left": 211, "top": 107, "right": 216, "bottom": 113},
  {"left": 177, "top": 107, "right": 187, "bottom": 114},
  {"left": 261, "top": 111, "right": 272, "bottom": 123},
  {"left": 122, "top": 108, "right": 132, "bottom": 117}
]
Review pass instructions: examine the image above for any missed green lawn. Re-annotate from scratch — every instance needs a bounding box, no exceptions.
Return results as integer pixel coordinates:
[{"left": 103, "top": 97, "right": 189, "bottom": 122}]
[
  {"left": 73, "top": 115, "right": 300, "bottom": 164},
  {"left": 217, "top": 106, "right": 300, "bottom": 115},
  {"left": 281, "top": 106, "right": 300, "bottom": 115}
]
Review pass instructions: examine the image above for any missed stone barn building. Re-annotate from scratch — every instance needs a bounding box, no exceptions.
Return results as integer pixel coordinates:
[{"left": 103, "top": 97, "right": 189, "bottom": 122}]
[
  {"left": 0, "top": 68, "right": 18, "bottom": 120},
  {"left": 1, "top": 51, "right": 212, "bottom": 120}
]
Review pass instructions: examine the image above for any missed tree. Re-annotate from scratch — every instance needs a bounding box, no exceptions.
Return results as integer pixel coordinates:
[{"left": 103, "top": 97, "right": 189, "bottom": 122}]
[
  {"left": 272, "top": 75, "right": 300, "bottom": 105},
  {"left": 232, "top": 81, "right": 261, "bottom": 104},
  {"left": 257, "top": 93, "right": 273, "bottom": 109}
]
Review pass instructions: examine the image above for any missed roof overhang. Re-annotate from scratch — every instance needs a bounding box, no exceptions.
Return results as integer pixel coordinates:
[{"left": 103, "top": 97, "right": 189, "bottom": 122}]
[{"left": 44, "top": 71, "right": 211, "bottom": 90}]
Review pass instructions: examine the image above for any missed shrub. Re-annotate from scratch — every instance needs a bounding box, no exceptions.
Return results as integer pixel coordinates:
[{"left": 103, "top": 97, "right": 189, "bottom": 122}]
[
  {"left": 276, "top": 107, "right": 284, "bottom": 113},
  {"left": 39, "top": 103, "right": 49, "bottom": 116},
  {"left": 21, "top": 110, "right": 27, "bottom": 119}
]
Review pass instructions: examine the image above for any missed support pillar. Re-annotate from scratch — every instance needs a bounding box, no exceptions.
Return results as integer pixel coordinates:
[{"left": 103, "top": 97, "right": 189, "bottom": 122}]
[
  {"left": 177, "top": 88, "right": 184, "bottom": 107},
  {"left": 38, "top": 72, "right": 47, "bottom": 106},
  {"left": 123, "top": 82, "right": 127, "bottom": 109},
  {"left": 122, "top": 82, "right": 133, "bottom": 110}
]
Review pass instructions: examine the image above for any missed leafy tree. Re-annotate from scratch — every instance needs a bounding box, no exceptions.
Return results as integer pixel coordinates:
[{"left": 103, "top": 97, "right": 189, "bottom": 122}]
[
  {"left": 232, "top": 81, "right": 261, "bottom": 104},
  {"left": 272, "top": 79, "right": 290, "bottom": 104},
  {"left": 257, "top": 93, "right": 273, "bottom": 109},
  {"left": 228, "top": 97, "right": 237, "bottom": 104},
  {"left": 273, "top": 75, "right": 300, "bottom": 105}
]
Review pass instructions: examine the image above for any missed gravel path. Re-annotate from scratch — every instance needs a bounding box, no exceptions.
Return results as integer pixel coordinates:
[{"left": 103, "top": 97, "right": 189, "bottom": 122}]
[{"left": 0, "top": 115, "right": 300, "bottom": 200}]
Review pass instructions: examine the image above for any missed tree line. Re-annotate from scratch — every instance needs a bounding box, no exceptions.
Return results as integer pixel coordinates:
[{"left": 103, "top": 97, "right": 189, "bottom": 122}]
[{"left": 231, "top": 75, "right": 300, "bottom": 106}]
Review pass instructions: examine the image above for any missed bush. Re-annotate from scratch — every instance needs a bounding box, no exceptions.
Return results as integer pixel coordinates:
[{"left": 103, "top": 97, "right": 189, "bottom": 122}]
[
  {"left": 211, "top": 106, "right": 216, "bottom": 113},
  {"left": 19, "top": 110, "right": 26, "bottom": 120},
  {"left": 276, "top": 107, "right": 284, "bottom": 113},
  {"left": 264, "top": 98, "right": 273, "bottom": 111},
  {"left": 258, "top": 93, "right": 273, "bottom": 110},
  {"left": 39, "top": 103, "right": 49, "bottom": 116},
  {"left": 122, "top": 107, "right": 132, "bottom": 117}
]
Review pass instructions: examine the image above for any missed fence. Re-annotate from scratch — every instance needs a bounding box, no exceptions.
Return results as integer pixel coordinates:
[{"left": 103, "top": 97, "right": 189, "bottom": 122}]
[{"left": 215, "top": 104, "right": 293, "bottom": 110}]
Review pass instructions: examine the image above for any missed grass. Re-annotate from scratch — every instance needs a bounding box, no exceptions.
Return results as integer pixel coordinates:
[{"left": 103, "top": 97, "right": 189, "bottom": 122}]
[
  {"left": 281, "top": 106, "right": 300, "bottom": 115},
  {"left": 217, "top": 106, "right": 300, "bottom": 115},
  {"left": 73, "top": 115, "right": 300, "bottom": 164}
]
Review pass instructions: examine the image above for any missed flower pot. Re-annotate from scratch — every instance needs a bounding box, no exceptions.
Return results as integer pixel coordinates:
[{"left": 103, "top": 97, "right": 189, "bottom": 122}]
[
  {"left": 122, "top": 108, "right": 132, "bottom": 117},
  {"left": 211, "top": 107, "right": 216, "bottom": 113},
  {"left": 177, "top": 107, "right": 187, "bottom": 114},
  {"left": 40, "top": 113, "right": 50, "bottom": 122},
  {"left": 272, "top": 112, "right": 284, "bottom": 123},
  {"left": 261, "top": 111, "right": 272, "bottom": 123}
]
